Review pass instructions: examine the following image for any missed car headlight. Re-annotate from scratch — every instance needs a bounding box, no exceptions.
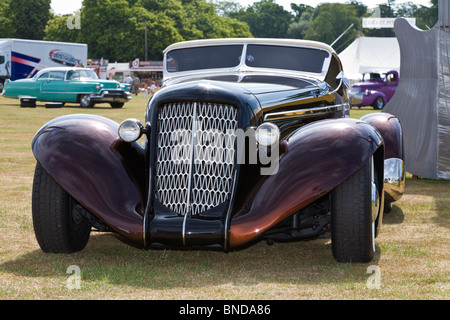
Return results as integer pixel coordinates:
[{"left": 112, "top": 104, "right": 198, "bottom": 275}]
[
  {"left": 95, "top": 84, "right": 102, "bottom": 90},
  {"left": 118, "top": 119, "right": 144, "bottom": 142},
  {"left": 255, "top": 122, "right": 280, "bottom": 147}
]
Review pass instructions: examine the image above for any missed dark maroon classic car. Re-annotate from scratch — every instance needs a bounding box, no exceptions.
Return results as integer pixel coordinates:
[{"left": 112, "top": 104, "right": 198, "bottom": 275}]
[
  {"left": 31, "top": 39, "right": 405, "bottom": 263},
  {"left": 349, "top": 70, "right": 399, "bottom": 109}
]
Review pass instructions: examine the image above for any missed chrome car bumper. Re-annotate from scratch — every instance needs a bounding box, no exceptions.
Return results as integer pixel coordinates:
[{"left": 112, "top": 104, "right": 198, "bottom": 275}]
[
  {"left": 384, "top": 158, "right": 405, "bottom": 202},
  {"left": 348, "top": 87, "right": 363, "bottom": 106},
  {"left": 90, "top": 89, "right": 132, "bottom": 103}
]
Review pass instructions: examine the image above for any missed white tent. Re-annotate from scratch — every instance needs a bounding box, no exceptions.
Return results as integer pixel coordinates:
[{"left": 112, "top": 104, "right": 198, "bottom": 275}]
[{"left": 338, "top": 37, "right": 400, "bottom": 80}]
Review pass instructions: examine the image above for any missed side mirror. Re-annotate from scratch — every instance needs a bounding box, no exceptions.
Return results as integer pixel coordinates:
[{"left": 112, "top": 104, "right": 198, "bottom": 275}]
[{"left": 336, "top": 71, "right": 350, "bottom": 90}]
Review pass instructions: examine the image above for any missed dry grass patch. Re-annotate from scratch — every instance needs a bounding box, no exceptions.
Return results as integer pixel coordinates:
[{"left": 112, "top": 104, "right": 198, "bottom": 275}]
[{"left": 0, "top": 96, "right": 449, "bottom": 300}]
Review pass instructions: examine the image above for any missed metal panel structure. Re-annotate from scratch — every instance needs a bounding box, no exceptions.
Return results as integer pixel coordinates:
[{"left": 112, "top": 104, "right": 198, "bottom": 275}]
[{"left": 384, "top": 0, "right": 450, "bottom": 179}]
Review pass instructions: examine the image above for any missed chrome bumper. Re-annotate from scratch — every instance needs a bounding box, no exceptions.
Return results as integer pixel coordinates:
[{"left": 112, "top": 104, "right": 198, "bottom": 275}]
[
  {"left": 384, "top": 158, "right": 405, "bottom": 202},
  {"left": 90, "top": 89, "right": 132, "bottom": 103}
]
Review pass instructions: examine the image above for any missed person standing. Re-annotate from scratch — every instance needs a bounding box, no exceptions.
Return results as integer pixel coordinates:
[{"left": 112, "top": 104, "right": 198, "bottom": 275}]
[{"left": 132, "top": 74, "right": 140, "bottom": 96}]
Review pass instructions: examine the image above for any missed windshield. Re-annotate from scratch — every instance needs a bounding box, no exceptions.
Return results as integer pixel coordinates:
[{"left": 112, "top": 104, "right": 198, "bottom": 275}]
[
  {"left": 66, "top": 69, "right": 99, "bottom": 81},
  {"left": 362, "top": 73, "right": 385, "bottom": 81},
  {"left": 166, "top": 45, "right": 243, "bottom": 72},
  {"left": 245, "top": 45, "right": 329, "bottom": 73},
  {"left": 166, "top": 44, "right": 330, "bottom": 75}
]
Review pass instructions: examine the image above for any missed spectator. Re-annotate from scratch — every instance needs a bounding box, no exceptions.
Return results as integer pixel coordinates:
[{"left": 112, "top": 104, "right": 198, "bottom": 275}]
[
  {"left": 131, "top": 74, "right": 140, "bottom": 95},
  {"left": 150, "top": 81, "right": 158, "bottom": 94}
]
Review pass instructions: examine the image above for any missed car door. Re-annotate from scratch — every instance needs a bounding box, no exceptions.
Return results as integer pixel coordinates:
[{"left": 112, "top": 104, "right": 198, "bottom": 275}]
[
  {"left": 40, "top": 71, "right": 73, "bottom": 102},
  {"left": 21, "top": 72, "right": 49, "bottom": 99}
]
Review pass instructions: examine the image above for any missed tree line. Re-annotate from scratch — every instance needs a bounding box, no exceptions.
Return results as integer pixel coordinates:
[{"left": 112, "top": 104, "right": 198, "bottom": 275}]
[{"left": 0, "top": 0, "right": 438, "bottom": 61}]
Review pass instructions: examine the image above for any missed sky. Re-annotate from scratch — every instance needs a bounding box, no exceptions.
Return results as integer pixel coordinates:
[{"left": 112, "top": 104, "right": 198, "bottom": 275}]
[{"left": 50, "top": 0, "right": 434, "bottom": 15}]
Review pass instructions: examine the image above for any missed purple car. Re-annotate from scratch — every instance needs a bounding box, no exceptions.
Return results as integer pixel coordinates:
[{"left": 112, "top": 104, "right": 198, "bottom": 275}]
[{"left": 349, "top": 70, "right": 399, "bottom": 109}]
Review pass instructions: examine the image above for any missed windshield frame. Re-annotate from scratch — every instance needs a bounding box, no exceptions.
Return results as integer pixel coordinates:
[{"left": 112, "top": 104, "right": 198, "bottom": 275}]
[{"left": 163, "top": 41, "right": 332, "bottom": 82}]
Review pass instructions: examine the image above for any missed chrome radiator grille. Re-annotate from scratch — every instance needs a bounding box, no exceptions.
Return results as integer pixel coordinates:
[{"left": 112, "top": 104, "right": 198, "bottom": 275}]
[{"left": 155, "top": 102, "right": 238, "bottom": 216}]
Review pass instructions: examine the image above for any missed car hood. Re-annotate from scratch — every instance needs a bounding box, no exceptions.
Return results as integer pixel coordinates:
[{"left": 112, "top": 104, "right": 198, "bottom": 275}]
[
  {"left": 148, "top": 74, "right": 335, "bottom": 125},
  {"left": 352, "top": 81, "right": 383, "bottom": 88}
]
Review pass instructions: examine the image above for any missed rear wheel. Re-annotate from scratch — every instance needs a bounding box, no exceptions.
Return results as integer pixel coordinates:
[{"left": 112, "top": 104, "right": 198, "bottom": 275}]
[
  {"left": 331, "top": 157, "right": 379, "bottom": 262},
  {"left": 32, "top": 163, "right": 91, "bottom": 253}
]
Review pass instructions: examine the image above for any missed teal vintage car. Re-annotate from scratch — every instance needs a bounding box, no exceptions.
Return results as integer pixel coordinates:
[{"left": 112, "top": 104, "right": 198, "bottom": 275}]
[{"left": 1, "top": 67, "right": 131, "bottom": 108}]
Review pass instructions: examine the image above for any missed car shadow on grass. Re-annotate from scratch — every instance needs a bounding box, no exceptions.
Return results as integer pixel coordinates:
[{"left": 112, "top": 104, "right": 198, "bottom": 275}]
[
  {"left": 0, "top": 232, "right": 381, "bottom": 291},
  {"left": 382, "top": 205, "right": 405, "bottom": 225},
  {"left": 403, "top": 178, "right": 450, "bottom": 229}
]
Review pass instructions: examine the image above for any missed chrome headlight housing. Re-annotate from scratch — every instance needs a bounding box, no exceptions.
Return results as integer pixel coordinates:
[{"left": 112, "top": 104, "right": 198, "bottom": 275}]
[
  {"left": 118, "top": 119, "right": 144, "bottom": 142},
  {"left": 255, "top": 122, "right": 280, "bottom": 147}
]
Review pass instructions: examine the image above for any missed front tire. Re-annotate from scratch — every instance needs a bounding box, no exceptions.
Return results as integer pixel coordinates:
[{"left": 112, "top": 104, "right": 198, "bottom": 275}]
[
  {"left": 32, "top": 163, "right": 91, "bottom": 253},
  {"left": 110, "top": 102, "right": 124, "bottom": 108},
  {"left": 79, "top": 94, "right": 94, "bottom": 108},
  {"left": 331, "top": 157, "right": 377, "bottom": 262},
  {"left": 373, "top": 97, "right": 384, "bottom": 110}
]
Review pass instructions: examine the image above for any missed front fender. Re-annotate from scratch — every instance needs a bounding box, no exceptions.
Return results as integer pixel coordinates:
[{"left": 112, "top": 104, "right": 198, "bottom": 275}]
[
  {"left": 361, "top": 112, "right": 402, "bottom": 159},
  {"left": 229, "top": 118, "right": 384, "bottom": 249},
  {"left": 32, "top": 114, "right": 146, "bottom": 247},
  {"left": 367, "top": 90, "right": 387, "bottom": 104},
  {"left": 361, "top": 112, "right": 405, "bottom": 202}
]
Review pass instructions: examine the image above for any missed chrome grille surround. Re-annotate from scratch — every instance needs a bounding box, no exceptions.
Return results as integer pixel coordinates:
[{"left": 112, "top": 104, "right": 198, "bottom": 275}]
[{"left": 155, "top": 101, "right": 238, "bottom": 216}]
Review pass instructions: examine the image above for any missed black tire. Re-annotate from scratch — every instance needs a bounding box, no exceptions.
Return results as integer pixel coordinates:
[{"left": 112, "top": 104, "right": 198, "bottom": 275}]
[
  {"left": 20, "top": 97, "right": 37, "bottom": 108},
  {"left": 384, "top": 202, "right": 392, "bottom": 214},
  {"left": 79, "top": 94, "right": 94, "bottom": 108},
  {"left": 32, "top": 163, "right": 91, "bottom": 253},
  {"left": 45, "top": 102, "right": 64, "bottom": 108},
  {"left": 331, "top": 157, "right": 377, "bottom": 263},
  {"left": 20, "top": 102, "right": 36, "bottom": 108},
  {"left": 110, "top": 102, "right": 124, "bottom": 108},
  {"left": 373, "top": 97, "right": 384, "bottom": 110}
]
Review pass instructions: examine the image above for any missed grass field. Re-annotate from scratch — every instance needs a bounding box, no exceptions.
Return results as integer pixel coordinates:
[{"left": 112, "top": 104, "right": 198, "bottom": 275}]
[{"left": 0, "top": 95, "right": 448, "bottom": 300}]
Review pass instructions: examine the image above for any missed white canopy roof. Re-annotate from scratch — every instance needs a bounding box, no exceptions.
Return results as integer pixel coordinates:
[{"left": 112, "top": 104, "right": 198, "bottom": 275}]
[{"left": 338, "top": 37, "right": 400, "bottom": 80}]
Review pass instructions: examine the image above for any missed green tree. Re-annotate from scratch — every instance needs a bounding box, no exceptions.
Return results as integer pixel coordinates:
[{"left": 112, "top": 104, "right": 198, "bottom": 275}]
[
  {"left": 140, "top": 0, "right": 251, "bottom": 40},
  {"left": 78, "top": 0, "right": 183, "bottom": 61},
  {"left": 230, "top": 0, "right": 293, "bottom": 38},
  {"left": 1, "top": 0, "right": 52, "bottom": 39},
  {"left": 304, "top": 3, "right": 360, "bottom": 50},
  {"left": 44, "top": 13, "right": 82, "bottom": 43},
  {"left": 140, "top": 0, "right": 203, "bottom": 40},
  {"left": 0, "top": 0, "right": 13, "bottom": 38},
  {"left": 286, "top": 5, "right": 314, "bottom": 39},
  {"left": 409, "top": 0, "right": 438, "bottom": 29},
  {"left": 209, "top": 0, "right": 243, "bottom": 17},
  {"left": 182, "top": 0, "right": 251, "bottom": 39},
  {"left": 290, "top": 3, "right": 313, "bottom": 20},
  {"left": 347, "top": 1, "right": 368, "bottom": 17},
  {"left": 129, "top": 8, "right": 185, "bottom": 60},
  {"left": 44, "top": 0, "right": 251, "bottom": 61}
]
